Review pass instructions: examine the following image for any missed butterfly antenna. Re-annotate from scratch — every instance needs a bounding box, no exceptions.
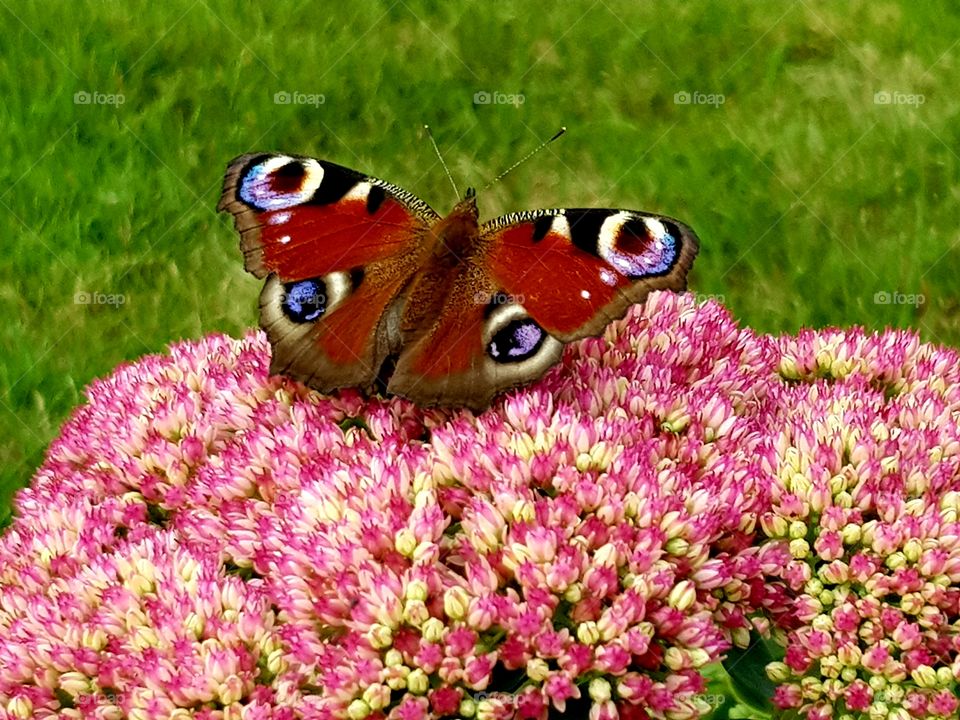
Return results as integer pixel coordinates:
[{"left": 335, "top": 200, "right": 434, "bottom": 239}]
[
  {"left": 479, "top": 126, "right": 566, "bottom": 193},
  {"left": 423, "top": 125, "right": 460, "bottom": 199}
]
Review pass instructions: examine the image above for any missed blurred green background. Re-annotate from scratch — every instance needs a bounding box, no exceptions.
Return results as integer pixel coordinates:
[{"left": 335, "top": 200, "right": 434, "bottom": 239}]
[{"left": 1, "top": 1, "right": 958, "bottom": 509}]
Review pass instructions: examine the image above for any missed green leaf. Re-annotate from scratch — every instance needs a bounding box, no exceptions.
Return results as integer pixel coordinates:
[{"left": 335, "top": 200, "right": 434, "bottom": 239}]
[
  {"left": 339, "top": 416, "right": 372, "bottom": 435},
  {"left": 722, "top": 632, "right": 777, "bottom": 716},
  {"left": 700, "top": 662, "right": 734, "bottom": 719}
]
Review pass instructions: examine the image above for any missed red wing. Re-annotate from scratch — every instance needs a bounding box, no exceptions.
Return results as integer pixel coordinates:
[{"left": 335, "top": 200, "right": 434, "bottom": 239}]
[
  {"left": 387, "top": 266, "right": 564, "bottom": 410},
  {"left": 258, "top": 264, "right": 413, "bottom": 392},
  {"left": 219, "top": 153, "right": 437, "bottom": 394},
  {"left": 481, "top": 209, "right": 699, "bottom": 341},
  {"left": 218, "top": 153, "right": 437, "bottom": 281}
]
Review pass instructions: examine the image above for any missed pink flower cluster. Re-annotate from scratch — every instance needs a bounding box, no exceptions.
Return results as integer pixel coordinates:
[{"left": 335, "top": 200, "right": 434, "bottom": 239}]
[
  {"left": 760, "top": 328, "right": 960, "bottom": 718},
  {"left": 1, "top": 292, "right": 959, "bottom": 720}
]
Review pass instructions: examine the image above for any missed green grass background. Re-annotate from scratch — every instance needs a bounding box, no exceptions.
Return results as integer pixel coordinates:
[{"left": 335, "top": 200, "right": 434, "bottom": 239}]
[{"left": 1, "top": 1, "right": 959, "bottom": 511}]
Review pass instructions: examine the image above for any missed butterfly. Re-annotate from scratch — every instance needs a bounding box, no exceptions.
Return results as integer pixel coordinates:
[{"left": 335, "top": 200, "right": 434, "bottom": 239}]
[{"left": 218, "top": 151, "right": 699, "bottom": 410}]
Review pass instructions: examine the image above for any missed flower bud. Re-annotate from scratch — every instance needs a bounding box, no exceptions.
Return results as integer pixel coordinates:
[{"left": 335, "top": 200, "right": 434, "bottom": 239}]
[
  {"left": 403, "top": 599, "right": 430, "bottom": 626},
  {"left": 667, "top": 580, "right": 696, "bottom": 611},
  {"left": 368, "top": 623, "right": 393, "bottom": 649},
  {"left": 405, "top": 580, "right": 429, "bottom": 602},
  {"left": 395, "top": 528, "right": 417, "bottom": 557},
  {"left": 766, "top": 662, "right": 791, "bottom": 682},
  {"left": 362, "top": 684, "right": 391, "bottom": 710},
  {"left": 444, "top": 587, "right": 469, "bottom": 620},
  {"left": 8, "top": 698, "right": 32, "bottom": 719},
  {"left": 526, "top": 658, "right": 549, "bottom": 682},
  {"left": 407, "top": 668, "right": 429, "bottom": 694},
  {"left": 577, "top": 621, "right": 600, "bottom": 645},
  {"left": 422, "top": 617, "right": 445, "bottom": 644},
  {"left": 384, "top": 649, "right": 404, "bottom": 667},
  {"left": 911, "top": 665, "right": 937, "bottom": 688},
  {"left": 789, "top": 538, "right": 811, "bottom": 559},
  {"left": 588, "top": 678, "right": 612, "bottom": 703}
]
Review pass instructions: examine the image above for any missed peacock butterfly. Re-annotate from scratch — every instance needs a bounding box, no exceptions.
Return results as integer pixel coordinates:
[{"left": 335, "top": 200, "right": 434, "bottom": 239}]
[{"left": 217, "top": 146, "right": 699, "bottom": 410}]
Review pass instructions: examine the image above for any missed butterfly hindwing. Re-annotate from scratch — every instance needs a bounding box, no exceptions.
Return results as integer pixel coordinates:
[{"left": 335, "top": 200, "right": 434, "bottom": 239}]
[
  {"left": 220, "top": 153, "right": 437, "bottom": 393},
  {"left": 387, "top": 263, "right": 564, "bottom": 409},
  {"left": 482, "top": 208, "right": 699, "bottom": 341},
  {"left": 257, "top": 263, "right": 413, "bottom": 391}
]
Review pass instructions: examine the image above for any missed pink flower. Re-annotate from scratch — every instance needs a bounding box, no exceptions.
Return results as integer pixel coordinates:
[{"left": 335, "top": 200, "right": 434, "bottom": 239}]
[
  {"left": 5, "top": 292, "right": 960, "bottom": 719},
  {"left": 543, "top": 674, "right": 581, "bottom": 712},
  {"left": 761, "top": 325, "right": 960, "bottom": 719},
  {"left": 428, "top": 687, "right": 462, "bottom": 716}
]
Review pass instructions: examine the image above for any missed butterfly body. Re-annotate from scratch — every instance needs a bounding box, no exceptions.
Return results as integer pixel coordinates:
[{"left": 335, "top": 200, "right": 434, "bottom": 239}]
[
  {"left": 398, "top": 193, "right": 482, "bottom": 339},
  {"left": 219, "top": 152, "right": 699, "bottom": 409}
]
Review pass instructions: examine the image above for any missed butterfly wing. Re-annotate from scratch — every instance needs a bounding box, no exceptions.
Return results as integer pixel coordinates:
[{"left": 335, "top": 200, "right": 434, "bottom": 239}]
[
  {"left": 219, "top": 153, "right": 437, "bottom": 392},
  {"left": 219, "top": 153, "right": 438, "bottom": 279},
  {"left": 387, "top": 208, "right": 698, "bottom": 409},
  {"left": 482, "top": 208, "right": 699, "bottom": 340},
  {"left": 386, "top": 262, "right": 565, "bottom": 410}
]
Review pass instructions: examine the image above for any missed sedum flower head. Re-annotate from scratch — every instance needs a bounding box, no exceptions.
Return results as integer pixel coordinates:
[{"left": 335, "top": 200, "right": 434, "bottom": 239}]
[
  {"left": 762, "top": 326, "right": 960, "bottom": 719},
  {"left": 2, "top": 292, "right": 959, "bottom": 720}
]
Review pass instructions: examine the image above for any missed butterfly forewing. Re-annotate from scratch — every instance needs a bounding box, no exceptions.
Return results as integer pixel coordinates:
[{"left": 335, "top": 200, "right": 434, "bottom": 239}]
[{"left": 219, "top": 153, "right": 438, "bottom": 279}]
